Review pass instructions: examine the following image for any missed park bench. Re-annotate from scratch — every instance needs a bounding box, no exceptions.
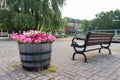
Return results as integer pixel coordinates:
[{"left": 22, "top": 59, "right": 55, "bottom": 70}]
[{"left": 71, "top": 32, "right": 114, "bottom": 62}]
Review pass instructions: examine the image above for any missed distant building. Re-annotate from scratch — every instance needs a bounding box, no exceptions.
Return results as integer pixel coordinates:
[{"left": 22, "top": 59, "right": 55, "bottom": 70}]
[{"left": 65, "top": 23, "right": 81, "bottom": 34}]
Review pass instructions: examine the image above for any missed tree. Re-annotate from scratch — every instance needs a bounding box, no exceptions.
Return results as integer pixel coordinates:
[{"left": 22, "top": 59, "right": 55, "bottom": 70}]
[
  {"left": 80, "top": 19, "right": 91, "bottom": 32},
  {"left": 93, "top": 10, "right": 120, "bottom": 30},
  {"left": 0, "top": 0, "right": 66, "bottom": 33},
  {"left": 113, "top": 10, "right": 120, "bottom": 28},
  {"left": 0, "top": 10, "right": 14, "bottom": 30},
  {"left": 64, "top": 17, "right": 81, "bottom": 24}
]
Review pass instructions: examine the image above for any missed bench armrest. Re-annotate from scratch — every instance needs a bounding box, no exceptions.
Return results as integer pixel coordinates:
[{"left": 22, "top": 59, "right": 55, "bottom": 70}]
[
  {"left": 76, "top": 37, "right": 85, "bottom": 40},
  {"left": 71, "top": 37, "right": 85, "bottom": 47},
  {"left": 72, "top": 37, "right": 85, "bottom": 42}
]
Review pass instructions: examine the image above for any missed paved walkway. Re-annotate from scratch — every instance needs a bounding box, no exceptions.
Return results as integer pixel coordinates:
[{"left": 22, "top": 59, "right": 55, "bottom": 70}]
[{"left": 0, "top": 37, "right": 120, "bottom": 80}]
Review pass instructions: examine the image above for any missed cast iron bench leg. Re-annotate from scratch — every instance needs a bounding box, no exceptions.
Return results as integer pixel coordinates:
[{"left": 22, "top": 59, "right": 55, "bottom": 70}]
[
  {"left": 99, "top": 48, "right": 102, "bottom": 53},
  {"left": 72, "top": 52, "right": 76, "bottom": 60},
  {"left": 107, "top": 48, "right": 112, "bottom": 55},
  {"left": 82, "top": 53, "right": 87, "bottom": 63}
]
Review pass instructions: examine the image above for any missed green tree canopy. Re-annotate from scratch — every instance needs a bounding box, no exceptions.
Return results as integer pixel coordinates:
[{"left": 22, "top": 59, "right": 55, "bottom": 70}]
[
  {"left": 0, "top": 0, "right": 66, "bottom": 32},
  {"left": 80, "top": 19, "right": 91, "bottom": 32},
  {"left": 94, "top": 9, "right": 120, "bottom": 30},
  {"left": 0, "top": 10, "right": 13, "bottom": 30},
  {"left": 64, "top": 17, "right": 81, "bottom": 24}
]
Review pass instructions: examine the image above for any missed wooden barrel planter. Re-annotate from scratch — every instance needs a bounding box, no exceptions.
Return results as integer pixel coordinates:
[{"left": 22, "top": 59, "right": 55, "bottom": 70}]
[{"left": 18, "top": 43, "right": 52, "bottom": 71}]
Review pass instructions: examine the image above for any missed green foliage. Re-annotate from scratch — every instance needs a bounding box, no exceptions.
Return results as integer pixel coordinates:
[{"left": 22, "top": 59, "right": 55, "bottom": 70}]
[
  {"left": 80, "top": 19, "right": 91, "bottom": 32},
  {"left": 12, "top": 13, "right": 35, "bottom": 31},
  {"left": 0, "top": 10, "right": 14, "bottom": 30},
  {"left": 93, "top": 9, "right": 120, "bottom": 30},
  {"left": 64, "top": 17, "right": 81, "bottom": 24},
  {"left": 48, "top": 66, "right": 57, "bottom": 72},
  {"left": 0, "top": 0, "right": 66, "bottom": 32}
]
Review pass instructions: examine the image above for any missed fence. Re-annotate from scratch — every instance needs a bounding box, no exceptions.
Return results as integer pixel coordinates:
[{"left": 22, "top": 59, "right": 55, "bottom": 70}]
[{"left": 0, "top": 30, "right": 9, "bottom": 37}]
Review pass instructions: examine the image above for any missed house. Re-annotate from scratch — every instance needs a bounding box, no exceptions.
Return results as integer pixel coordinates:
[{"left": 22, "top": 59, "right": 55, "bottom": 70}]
[{"left": 64, "top": 23, "right": 81, "bottom": 34}]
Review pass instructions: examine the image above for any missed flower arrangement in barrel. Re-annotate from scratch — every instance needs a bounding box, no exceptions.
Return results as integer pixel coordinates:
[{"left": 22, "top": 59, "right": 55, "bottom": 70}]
[{"left": 10, "top": 30, "right": 56, "bottom": 44}]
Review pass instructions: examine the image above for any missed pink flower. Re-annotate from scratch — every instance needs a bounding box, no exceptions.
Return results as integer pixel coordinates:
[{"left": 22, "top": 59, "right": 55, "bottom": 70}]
[
  {"left": 10, "top": 33, "right": 19, "bottom": 40},
  {"left": 48, "top": 35, "right": 56, "bottom": 42},
  {"left": 23, "top": 31, "right": 31, "bottom": 37},
  {"left": 10, "top": 30, "right": 56, "bottom": 44}
]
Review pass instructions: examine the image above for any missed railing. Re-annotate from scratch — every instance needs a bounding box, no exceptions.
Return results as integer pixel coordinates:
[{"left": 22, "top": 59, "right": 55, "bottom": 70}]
[{"left": 0, "top": 30, "right": 9, "bottom": 37}]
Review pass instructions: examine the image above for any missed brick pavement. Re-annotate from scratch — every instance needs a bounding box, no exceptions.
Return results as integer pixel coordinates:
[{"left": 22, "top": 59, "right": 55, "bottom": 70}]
[{"left": 0, "top": 37, "right": 120, "bottom": 80}]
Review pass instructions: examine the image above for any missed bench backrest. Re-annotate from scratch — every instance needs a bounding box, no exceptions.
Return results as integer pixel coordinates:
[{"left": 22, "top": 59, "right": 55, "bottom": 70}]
[{"left": 85, "top": 32, "right": 114, "bottom": 46}]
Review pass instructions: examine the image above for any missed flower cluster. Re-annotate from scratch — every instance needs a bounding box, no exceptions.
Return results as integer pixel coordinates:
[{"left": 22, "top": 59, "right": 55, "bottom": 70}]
[{"left": 10, "top": 30, "right": 56, "bottom": 44}]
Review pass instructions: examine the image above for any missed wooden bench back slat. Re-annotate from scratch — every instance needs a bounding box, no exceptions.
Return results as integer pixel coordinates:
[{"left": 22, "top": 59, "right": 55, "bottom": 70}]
[
  {"left": 87, "top": 40, "right": 110, "bottom": 46},
  {"left": 89, "top": 37, "right": 112, "bottom": 41},
  {"left": 86, "top": 32, "right": 114, "bottom": 46},
  {"left": 90, "top": 33, "right": 113, "bottom": 36}
]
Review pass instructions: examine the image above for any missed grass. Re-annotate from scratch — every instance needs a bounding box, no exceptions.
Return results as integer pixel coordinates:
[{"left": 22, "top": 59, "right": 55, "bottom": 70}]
[
  {"left": 11, "top": 64, "right": 21, "bottom": 71},
  {"left": 48, "top": 66, "right": 57, "bottom": 72}
]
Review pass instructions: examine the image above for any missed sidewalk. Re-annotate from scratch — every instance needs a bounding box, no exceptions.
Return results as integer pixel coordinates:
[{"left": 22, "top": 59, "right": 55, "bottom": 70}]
[{"left": 0, "top": 38, "right": 120, "bottom": 80}]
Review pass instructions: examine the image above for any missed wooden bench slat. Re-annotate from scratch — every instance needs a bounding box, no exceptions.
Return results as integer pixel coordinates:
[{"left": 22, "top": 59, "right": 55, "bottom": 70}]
[
  {"left": 90, "top": 34, "right": 113, "bottom": 37},
  {"left": 87, "top": 41, "right": 110, "bottom": 46},
  {"left": 90, "top": 32, "right": 113, "bottom": 35},
  {"left": 88, "top": 37, "right": 112, "bottom": 41},
  {"left": 90, "top": 35, "right": 113, "bottom": 37}
]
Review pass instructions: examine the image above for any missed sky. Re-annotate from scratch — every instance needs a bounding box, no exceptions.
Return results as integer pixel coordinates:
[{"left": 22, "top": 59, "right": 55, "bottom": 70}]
[{"left": 62, "top": 0, "right": 120, "bottom": 20}]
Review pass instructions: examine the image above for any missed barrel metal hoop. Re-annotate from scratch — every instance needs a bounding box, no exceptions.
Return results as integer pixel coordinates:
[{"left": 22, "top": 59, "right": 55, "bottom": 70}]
[
  {"left": 22, "top": 64, "right": 49, "bottom": 70},
  {"left": 20, "top": 51, "right": 51, "bottom": 55},
  {"left": 21, "top": 58, "right": 51, "bottom": 63}
]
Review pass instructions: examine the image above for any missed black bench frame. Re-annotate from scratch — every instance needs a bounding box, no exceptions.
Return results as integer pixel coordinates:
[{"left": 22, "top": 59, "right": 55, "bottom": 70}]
[{"left": 71, "top": 32, "right": 114, "bottom": 62}]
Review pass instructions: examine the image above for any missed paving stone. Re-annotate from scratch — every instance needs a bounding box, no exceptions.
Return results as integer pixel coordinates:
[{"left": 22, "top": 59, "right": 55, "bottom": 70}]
[
  {"left": 0, "top": 71, "right": 8, "bottom": 77},
  {"left": 109, "top": 73, "right": 118, "bottom": 80},
  {"left": 77, "top": 77, "right": 88, "bottom": 80},
  {"left": 0, "top": 39, "right": 120, "bottom": 80},
  {"left": 21, "top": 77, "right": 33, "bottom": 80},
  {"left": 34, "top": 76, "right": 49, "bottom": 80},
  {"left": 116, "top": 76, "right": 120, "bottom": 80},
  {"left": 54, "top": 76, "right": 72, "bottom": 80},
  {"left": 97, "top": 77, "right": 106, "bottom": 80},
  {"left": 27, "top": 73, "right": 39, "bottom": 78},
  {"left": 54, "top": 76, "right": 64, "bottom": 80},
  {"left": 0, "top": 75, "right": 12, "bottom": 80}
]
